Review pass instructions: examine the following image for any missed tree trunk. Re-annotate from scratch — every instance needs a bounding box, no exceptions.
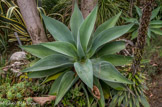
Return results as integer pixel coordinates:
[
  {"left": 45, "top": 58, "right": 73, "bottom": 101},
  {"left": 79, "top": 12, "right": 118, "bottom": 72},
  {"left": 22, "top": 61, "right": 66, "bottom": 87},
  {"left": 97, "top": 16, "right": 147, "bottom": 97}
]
[
  {"left": 81, "top": 0, "right": 98, "bottom": 18},
  {"left": 17, "top": 0, "right": 48, "bottom": 44},
  {"left": 131, "top": 0, "right": 155, "bottom": 75}
]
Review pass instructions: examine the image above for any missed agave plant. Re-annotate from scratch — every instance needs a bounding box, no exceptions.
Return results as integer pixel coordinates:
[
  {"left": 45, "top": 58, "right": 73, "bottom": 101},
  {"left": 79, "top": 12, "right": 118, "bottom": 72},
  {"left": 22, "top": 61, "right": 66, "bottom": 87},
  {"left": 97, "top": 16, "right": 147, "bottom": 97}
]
[
  {"left": 124, "top": 6, "right": 162, "bottom": 43},
  {"left": 21, "top": 3, "right": 134, "bottom": 106}
]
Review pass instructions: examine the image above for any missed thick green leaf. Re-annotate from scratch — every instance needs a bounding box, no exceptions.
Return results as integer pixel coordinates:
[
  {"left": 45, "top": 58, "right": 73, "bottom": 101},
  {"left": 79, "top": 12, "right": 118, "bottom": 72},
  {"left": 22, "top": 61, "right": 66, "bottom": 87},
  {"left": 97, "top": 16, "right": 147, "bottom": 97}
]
[
  {"left": 89, "top": 24, "right": 134, "bottom": 57},
  {"left": 100, "top": 81, "right": 110, "bottom": 99},
  {"left": 54, "top": 71, "right": 79, "bottom": 105},
  {"left": 135, "top": 6, "right": 142, "bottom": 17},
  {"left": 94, "top": 12, "right": 121, "bottom": 38},
  {"left": 28, "top": 67, "right": 65, "bottom": 78},
  {"left": 92, "top": 60, "right": 132, "bottom": 84},
  {"left": 49, "top": 72, "right": 65, "bottom": 95},
  {"left": 41, "top": 14, "right": 74, "bottom": 44},
  {"left": 150, "top": 20, "right": 162, "bottom": 25},
  {"left": 21, "top": 45, "right": 56, "bottom": 58},
  {"left": 140, "top": 96, "right": 150, "bottom": 107},
  {"left": 70, "top": 2, "right": 84, "bottom": 42},
  {"left": 147, "top": 28, "right": 151, "bottom": 38},
  {"left": 43, "top": 72, "right": 64, "bottom": 83},
  {"left": 82, "top": 84, "right": 91, "bottom": 107},
  {"left": 94, "top": 77, "right": 105, "bottom": 107},
  {"left": 104, "top": 81, "right": 126, "bottom": 90},
  {"left": 109, "top": 94, "right": 118, "bottom": 107},
  {"left": 122, "top": 17, "right": 138, "bottom": 23},
  {"left": 151, "top": 28, "right": 162, "bottom": 35},
  {"left": 97, "top": 41, "right": 126, "bottom": 57},
  {"left": 79, "top": 6, "right": 98, "bottom": 51},
  {"left": 151, "top": 7, "right": 160, "bottom": 20},
  {"left": 77, "top": 36, "right": 85, "bottom": 58},
  {"left": 100, "top": 55, "right": 133, "bottom": 66},
  {"left": 131, "top": 29, "right": 138, "bottom": 40},
  {"left": 22, "top": 54, "right": 73, "bottom": 72},
  {"left": 150, "top": 25, "right": 162, "bottom": 28},
  {"left": 41, "top": 41, "right": 77, "bottom": 58},
  {"left": 74, "top": 59, "right": 93, "bottom": 89}
]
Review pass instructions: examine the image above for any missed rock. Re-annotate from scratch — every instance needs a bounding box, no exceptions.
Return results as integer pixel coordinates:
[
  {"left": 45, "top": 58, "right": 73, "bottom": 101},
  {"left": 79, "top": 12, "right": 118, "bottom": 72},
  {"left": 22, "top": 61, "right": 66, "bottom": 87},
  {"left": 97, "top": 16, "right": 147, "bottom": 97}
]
[{"left": 10, "top": 51, "right": 26, "bottom": 61}]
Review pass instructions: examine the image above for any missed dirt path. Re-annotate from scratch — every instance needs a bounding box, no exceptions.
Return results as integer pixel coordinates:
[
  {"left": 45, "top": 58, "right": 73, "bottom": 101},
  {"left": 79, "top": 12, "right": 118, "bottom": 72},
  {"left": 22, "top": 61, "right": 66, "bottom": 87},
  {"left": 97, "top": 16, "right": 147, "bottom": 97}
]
[{"left": 147, "top": 71, "right": 162, "bottom": 107}]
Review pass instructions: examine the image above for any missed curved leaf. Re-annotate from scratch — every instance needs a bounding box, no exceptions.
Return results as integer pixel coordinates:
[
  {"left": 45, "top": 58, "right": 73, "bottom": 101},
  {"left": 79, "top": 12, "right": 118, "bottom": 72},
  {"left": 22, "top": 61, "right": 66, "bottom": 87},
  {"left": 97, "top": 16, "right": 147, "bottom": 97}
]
[
  {"left": 97, "top": 41, "right": 126, "bottom": 57},
  {"left": 94, "top": 77, "right": 105, "bottom": 107},
  {"left": 150, "top": 20, "right": 162, "bottom": 25},
  {"left": 94, "top": 12, "right": 121, "bottom": 38},
  {"left": 89, "top": 24, "right": 134, "bottom": 57},
  {"left": 131, "top": 29, "right": 138, "bottom": 40},
  {"left": 49, "top": 72, "right": 65, "bottom": 95},
  {"left": 54, "top": 71, "right": 79, "bottom": 105},
  {"left": 151, "top": 7, "right": 160, "bottom": 20},
  {"left": 79, "top": 6, "right": 98, "bottom": 51},
  {"left": 122, "top": 17, "right": 138, "bottom": 23},
  {"left": 140, "top": 96, "right": 150, "bottom": 107},
  {"left": 43, "top": 72, "right": 64, "bottom": 84},
  {"left": 150, "top": 25, "right": 162, "bottom": 29},
  {"left": 147, "top": 28, "right": 151, "bottom": 38},
  {"left": 70, "top": 2, "right": 84, "bottom": 42},
  {"left": 74, "top": 59, "right": 93, "bottom": 89},
  {"left": 92, "top": 60, "right": 132, "bottom": 84},
  {"left": 21, "top": 45, "right": 56, "bottom": 58},
  {"left": 82, "top": 84, "right": 91, "bottom": 107},
  {"left": 22, "top": 54, "right": 73, "bottom": 72},
  {"left": 100, "top": 55, "right": 133, "bottom": 66},
  {"left": 28, "top": 67, "right": 65, "bottom": 78},
  {"left": 77, "top": 35, "right": 85, "bottom": 58},
  {"left": 41, "top": 14, "right": 74, "bottom": 44},
  {"left": 135, "top": 6, "right": 142, "bottom": 17},
  {"left": 151, "top": 28, "right": 162, "bottom": 35},
  {"left": 41, "top": 41, "right": 77, "bottom": 58},
  {"left": 104, "top": 81, "right": 126, "bottom": 90}
]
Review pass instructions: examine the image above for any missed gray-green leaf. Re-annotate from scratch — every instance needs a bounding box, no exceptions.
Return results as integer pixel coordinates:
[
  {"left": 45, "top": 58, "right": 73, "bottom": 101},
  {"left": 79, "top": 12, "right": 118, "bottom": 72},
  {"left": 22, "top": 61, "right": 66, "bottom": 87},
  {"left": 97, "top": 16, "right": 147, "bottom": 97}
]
[
  {"left": 28, "top": 67, "right": 65, "bottom": 78},
  {"left": 21, "top": 45, "right": 56, "bottom": 58},
  {"left": 74, "top": 59, "right": 93, "bottom": 89},
  {"left": 41, "top": 41, "right": 77, "bottom": 58},
  {"left": 92, "top": 60, "right": 132, "bottom": 84},
  {"left": 54, "top": 71, "right": 78, "bottom": 105},
  {"left": 94, "top": 12, "right": 121, "bottom": 38},
  {"left": 70, "top": 2, "right": 84, "bottom": 42},
  {"left": 89, "top": 24, "right": 134, "bottom": 57},
  {"left": 22, "top": 54, "right": 73, "bottom": 72},
  {"left": 79, "top": 6, "right": 98, "bottom": 52},
  {"left": 97, "top": 41, "right": 126, "bottom": 57},
  {"left": 41, "top": 14, "right": 74, "bottom": 44},
  {"left": 100, "top": 55, "right": 133, "bottom": 66},
  {"left": 151, "top": 7, "right": 160, "bottom": 20}
]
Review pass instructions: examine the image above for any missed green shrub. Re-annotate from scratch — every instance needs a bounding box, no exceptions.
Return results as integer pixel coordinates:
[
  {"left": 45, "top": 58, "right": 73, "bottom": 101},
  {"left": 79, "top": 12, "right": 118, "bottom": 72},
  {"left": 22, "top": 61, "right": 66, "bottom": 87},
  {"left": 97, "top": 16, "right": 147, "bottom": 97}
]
[{"left": 21, "top": 3, "right": 134, "bottom": 106}]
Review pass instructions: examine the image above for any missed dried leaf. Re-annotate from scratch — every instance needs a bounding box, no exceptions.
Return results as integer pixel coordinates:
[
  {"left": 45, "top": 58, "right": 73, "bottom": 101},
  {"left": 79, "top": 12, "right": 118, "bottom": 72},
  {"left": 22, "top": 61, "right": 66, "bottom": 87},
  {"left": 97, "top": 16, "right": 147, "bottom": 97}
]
[
  {"left": 91, "top": 85, "right": 100, "bottom": 99},
  {"left": 25, "top": 96, "right": 56, "bottom": 106}
]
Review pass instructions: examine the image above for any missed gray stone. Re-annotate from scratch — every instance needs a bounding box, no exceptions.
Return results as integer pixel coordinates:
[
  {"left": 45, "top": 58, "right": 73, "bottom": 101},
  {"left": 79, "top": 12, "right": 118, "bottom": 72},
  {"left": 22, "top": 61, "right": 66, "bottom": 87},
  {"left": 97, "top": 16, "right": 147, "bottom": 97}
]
[{"left": 10, "top": 51, "right": 26, "bottom": 61}]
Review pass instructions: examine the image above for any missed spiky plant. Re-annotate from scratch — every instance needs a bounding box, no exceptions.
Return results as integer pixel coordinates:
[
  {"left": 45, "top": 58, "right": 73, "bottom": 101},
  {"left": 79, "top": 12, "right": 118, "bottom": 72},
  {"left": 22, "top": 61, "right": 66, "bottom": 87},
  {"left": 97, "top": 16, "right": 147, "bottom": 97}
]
[{"left": 21, "top": 3, "right": 134, "bottom": 106}]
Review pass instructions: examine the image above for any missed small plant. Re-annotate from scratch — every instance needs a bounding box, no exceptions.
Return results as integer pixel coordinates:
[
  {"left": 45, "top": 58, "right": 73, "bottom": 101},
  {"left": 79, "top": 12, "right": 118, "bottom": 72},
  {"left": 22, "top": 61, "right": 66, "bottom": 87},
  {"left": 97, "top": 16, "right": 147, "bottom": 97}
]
[
  {"left": 109, "top": 72, "right": 149, "bottom": 107},
  {"left": 61, "top": 85, "right": 86, "bottom": 107},
  {"left": 0, "top": 81, "right": 35, "bottom": 107},
  {"left": 21, "top": 3, "right": 134, "bottom": 106},
  {"left": 124, "top": 6, "right": 162, "bottom": 43}
]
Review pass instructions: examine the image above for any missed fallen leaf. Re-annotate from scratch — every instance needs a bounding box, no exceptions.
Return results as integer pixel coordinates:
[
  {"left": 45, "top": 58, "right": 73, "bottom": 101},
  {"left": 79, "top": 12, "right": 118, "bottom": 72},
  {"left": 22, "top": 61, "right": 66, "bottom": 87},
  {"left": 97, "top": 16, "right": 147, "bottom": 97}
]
[{"left": 25, "top": 95, "right": 56, "bottom": 106}]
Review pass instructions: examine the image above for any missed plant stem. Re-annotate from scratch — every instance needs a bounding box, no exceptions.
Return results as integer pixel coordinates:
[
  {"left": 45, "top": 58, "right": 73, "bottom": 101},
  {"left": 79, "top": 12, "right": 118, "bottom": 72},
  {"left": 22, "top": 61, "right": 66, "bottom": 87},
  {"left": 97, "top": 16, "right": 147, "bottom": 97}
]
[{"left": 131, "top": 0, "right": 155, "bottom": 75}]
